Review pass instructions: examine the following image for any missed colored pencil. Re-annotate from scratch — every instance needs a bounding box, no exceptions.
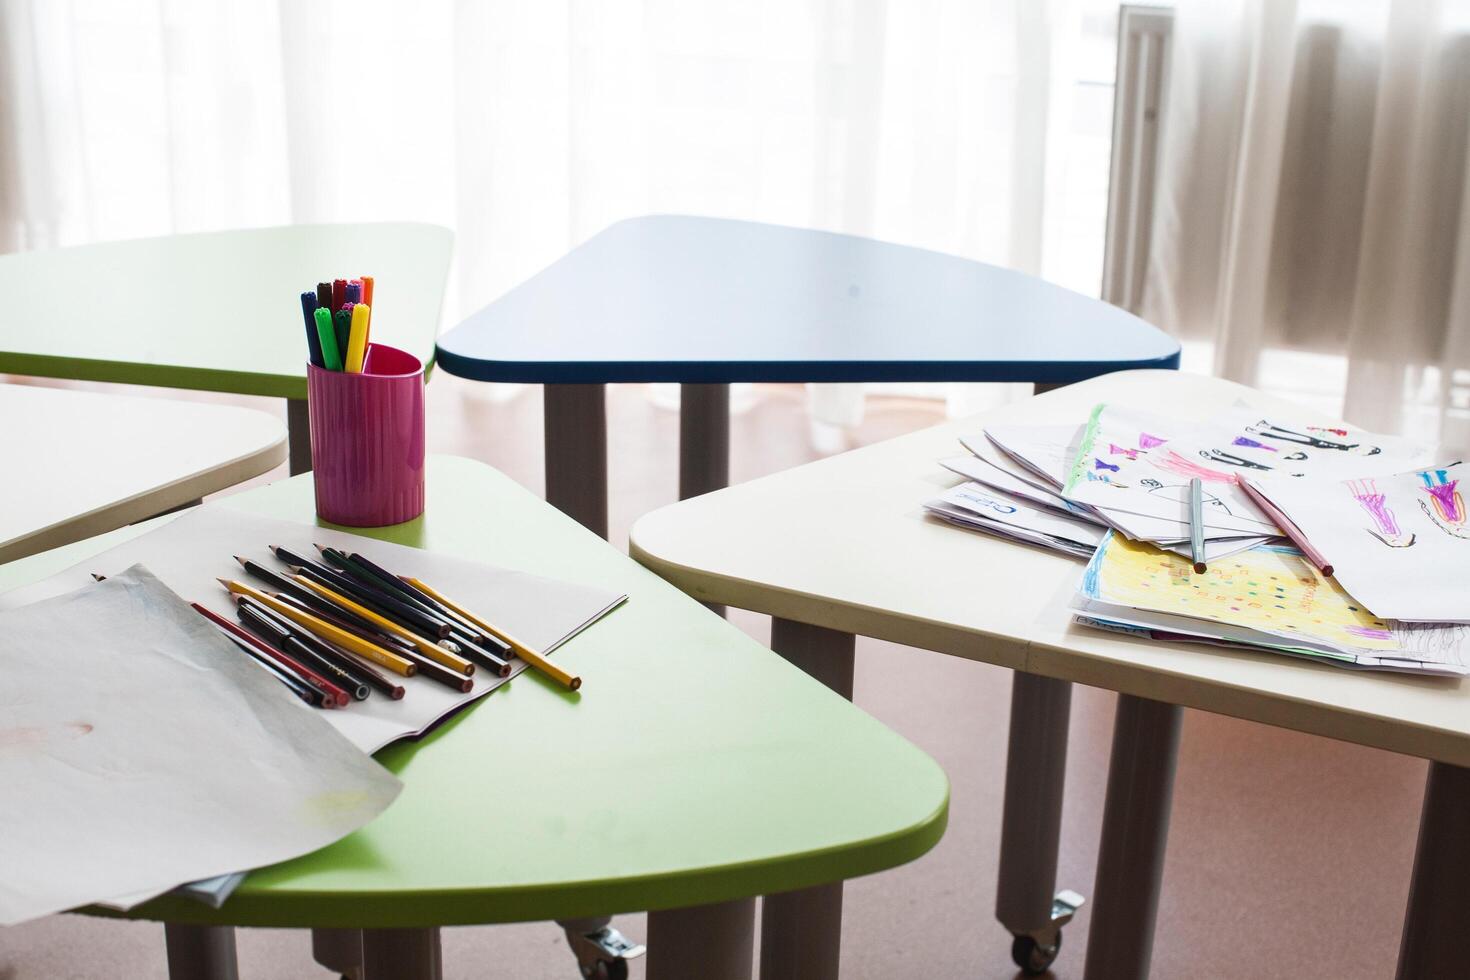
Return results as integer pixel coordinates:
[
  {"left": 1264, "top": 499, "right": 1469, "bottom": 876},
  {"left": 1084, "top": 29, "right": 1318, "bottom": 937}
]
[
  {"left": 217, "top": 579, "right": 417, "bottom": 676},
  {"left": 245, "top": 596, "right": 406, "bottom": 700},
  {"left": 291, "top": 575, "right": 476, "bottom": 676},
  {"left": 1239, "top": 479, "right": 1334, "bottom": 576},
  {"left": 285, "top": 557, "right": 453, "bottom": 639},
  {"left": 403, "top": 577, "right": 582, "bottom": 691},
  {"left": 326, "top": 546, "right": 508, "bottom": 653},
  {"left": 192, "top": 602, "right": 335, "bottom": 707},
  {"left": 239, "top": 602, "right": 371, "bottom": 701},
  {"left": 274, "top": 591, "right": 417, "bottom": 654}
]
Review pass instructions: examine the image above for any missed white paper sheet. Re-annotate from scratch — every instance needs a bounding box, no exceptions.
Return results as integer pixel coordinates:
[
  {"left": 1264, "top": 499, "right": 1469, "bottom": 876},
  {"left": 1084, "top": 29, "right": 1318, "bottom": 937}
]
[
  {"left": 1246, "top": 462, "right": 1470, "bottom": 622},
  {"left": 925, "top": 482, "right": 1105, "bottom": 557},
  {"left": 938, "top": 455, "right": 1100, "bottom": 521},
  {"left": 0, "top": 507, "right": 628, "bottom": 754},
  {"left": 0, "top": 568, "right": 403, "bottom": 926}
]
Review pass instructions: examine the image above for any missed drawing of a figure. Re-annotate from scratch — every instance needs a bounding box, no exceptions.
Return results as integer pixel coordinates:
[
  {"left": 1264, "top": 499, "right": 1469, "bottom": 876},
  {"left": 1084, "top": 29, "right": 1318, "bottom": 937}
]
[
  {"left": 1200, "top": 449, "right": 1274, "bottom": 471},
  {"left": 1417, "top": 469, "right": 1468, "bottom": 539},
  {"left": 1247, "top": 420, "right": 1381, "bottom": 455},
  {"left": 1138, "top": 433, "right": 1166, "bottom": 449},
  {"left": 1140, "top": 478, "right": 1238, "bottom": 517},
  {"left": 1348, "top": 479, "right": 1416, "bottom": 548},
  {"left": 1108, "top": 444, "right": 1140, "bottom": 460},
  {"left": 1232, "top": 436, "right": 1277, "bottom": 452},
  {"left": 1307, "top": 426, "right": 1349, "bottom": 437}
]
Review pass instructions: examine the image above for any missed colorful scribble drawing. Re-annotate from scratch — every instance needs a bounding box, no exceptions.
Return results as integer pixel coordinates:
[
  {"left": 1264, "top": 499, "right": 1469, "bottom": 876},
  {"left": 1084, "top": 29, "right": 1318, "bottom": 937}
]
[
  {"left": 1307, "top": 426, "right": 1349, "bottom": 437},
  {"left": 1152, "top": 452, "right": 1239, "bottom": 484},
  {"left": 1138, "top": 433, "right": 1167, "bottom": 450},
  {"left": 1348, "top": 478, "right": 1416, "bottom": 548},
  {"left": 1232, "top": 436, "right": 1278, "bottom": 452},
  {"left": 1416, "top": 469, "right": 1468, "bottom": 539},
  {"left": 1108, "top": 444, "right": 1141, "bottom": 460},
  {"left": 1247, "top": 420, "right": 1381, "bottom": 456}
]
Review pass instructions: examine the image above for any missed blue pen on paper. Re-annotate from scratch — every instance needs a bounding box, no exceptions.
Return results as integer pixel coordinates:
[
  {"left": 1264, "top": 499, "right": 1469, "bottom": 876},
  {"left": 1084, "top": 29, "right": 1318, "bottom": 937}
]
[{"left": 300, "top": 291, "right": 325, "bottom": 368}]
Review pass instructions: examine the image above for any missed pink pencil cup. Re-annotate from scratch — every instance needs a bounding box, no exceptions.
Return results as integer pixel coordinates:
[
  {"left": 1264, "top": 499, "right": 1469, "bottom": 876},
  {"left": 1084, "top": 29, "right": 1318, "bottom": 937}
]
[{"left": 307, "top": 343, "right": 426, "bottom": 527}]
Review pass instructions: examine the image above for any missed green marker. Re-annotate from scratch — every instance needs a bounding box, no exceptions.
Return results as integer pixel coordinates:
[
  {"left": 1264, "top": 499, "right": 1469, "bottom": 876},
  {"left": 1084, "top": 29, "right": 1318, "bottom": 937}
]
[
  {"left": 332, "top": 308, "right": 352, "bottom": 365},
  {"left": 315, "top": 307, "right": 343, "bottom": 371}
]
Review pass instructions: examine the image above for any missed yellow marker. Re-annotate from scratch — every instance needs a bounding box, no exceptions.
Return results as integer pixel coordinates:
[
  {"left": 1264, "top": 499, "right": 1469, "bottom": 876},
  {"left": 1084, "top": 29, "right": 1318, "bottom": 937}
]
[
  {"left": 215, "top": 578, "right": 416, "bottom": 676},
  {"left": 344, "top": 302, "right": 371, "bottom": 373},
  {"left": 293, "top": 575, "right": 475, "bottom": 676},
  {"left": 404, "top": 577, "right": 582, "bottom": 691}
]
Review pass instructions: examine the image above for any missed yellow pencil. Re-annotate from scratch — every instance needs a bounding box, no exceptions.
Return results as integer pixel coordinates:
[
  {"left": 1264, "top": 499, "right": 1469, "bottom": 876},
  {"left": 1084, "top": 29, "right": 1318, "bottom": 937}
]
[
  {"left": 215, "top": 578, "right": 416, "bottom": 676},
  {"left": 292, "top": 575, "right": 476, "bottom": 677},
  {"left": 403, "top": 577, "right": 582, "bottom": 691},
  {"left": 344, "top": 302, "right": 370, "bottom": 373}
]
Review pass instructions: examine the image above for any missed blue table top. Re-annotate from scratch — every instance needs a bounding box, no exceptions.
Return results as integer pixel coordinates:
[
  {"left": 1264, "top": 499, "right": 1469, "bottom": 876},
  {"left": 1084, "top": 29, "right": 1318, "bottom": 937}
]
[{"left": 436, "top": 216, "right": 1180, "bottom": 384}]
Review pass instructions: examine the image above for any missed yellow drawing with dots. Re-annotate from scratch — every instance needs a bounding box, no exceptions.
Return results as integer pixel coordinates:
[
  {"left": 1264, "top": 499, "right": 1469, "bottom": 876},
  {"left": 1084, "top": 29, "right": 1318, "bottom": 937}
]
[{"left": 1083, "top": 533, "right": 1398, "bottom": 652}]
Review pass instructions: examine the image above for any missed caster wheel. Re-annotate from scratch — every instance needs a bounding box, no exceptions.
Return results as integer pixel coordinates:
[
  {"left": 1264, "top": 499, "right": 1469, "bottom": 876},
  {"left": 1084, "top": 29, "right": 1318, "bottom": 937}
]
[
  {"left": 585, "top": 962, "right": 629, "bottom": 980},
  {"left": 1011, "top": 932, "right": 1061, "bottom": 976}
]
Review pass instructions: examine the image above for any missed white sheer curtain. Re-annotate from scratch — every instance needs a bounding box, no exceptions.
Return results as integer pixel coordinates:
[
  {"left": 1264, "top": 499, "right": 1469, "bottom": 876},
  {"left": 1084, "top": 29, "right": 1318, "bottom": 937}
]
[
  {"left": 1143, "top": 0, "right": 1470, "bottom": 450},
  {"left": 1, "top": 0, "right": 1117, "bottom": 436}
]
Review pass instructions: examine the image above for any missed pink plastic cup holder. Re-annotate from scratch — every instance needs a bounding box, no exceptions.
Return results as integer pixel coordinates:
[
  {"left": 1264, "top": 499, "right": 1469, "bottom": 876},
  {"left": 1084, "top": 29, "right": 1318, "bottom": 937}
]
[{"left": 307, "top": 343, "right": 426, "bottom": 527}]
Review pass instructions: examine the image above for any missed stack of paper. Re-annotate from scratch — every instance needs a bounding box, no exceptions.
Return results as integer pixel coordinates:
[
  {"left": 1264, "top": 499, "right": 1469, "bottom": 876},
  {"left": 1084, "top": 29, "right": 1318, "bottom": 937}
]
[{"left": 1072, "top": 532, "right": 1470, "bottom": 675}]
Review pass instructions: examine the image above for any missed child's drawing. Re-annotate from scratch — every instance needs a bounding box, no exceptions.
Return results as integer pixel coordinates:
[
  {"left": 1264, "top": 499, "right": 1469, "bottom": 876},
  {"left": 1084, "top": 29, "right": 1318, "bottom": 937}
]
[
  {"left": 1139, "top": 478, "right": 1239, "bottom": 517},
  {"left": 1417, "top": 469, "right": 1468, "bottom": 539},
  {"left": 1138, "top": 433, "right": 1167, "bottom": 450},
  {"left": 1247, "top": 421, "right": 1382, "bottom": 456},
  {"left": 1200, "top": 449, "right": 1276, "bottom": 471},
  {"left": 1348, "top": 478, "right": 1416, "bottom": 548},
  {"left": 1108, "top": 444, "right": 1141, "bottom": 460},
  {"left": 1231, "top": 436, "right": 1277, "bottom": 452}
]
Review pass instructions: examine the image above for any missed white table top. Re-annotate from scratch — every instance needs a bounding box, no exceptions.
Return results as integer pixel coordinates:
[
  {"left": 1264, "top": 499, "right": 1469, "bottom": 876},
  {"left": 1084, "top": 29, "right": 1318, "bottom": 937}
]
[
  {"left": 0, "top": 384, "right": 286, "bottom": 563},
  {"left": 630, "top": 370, "right": 1470, "bottom": 767}
]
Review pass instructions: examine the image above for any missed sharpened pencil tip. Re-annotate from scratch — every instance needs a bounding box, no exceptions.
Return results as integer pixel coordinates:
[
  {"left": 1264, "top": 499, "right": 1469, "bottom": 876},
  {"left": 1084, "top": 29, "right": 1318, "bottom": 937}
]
[
  {"left": 216, "top": 577, "right": 232, "bottom": 588},
  {"left": 233, "top": 555, "right": 247, "bottom": 566},
  {"left": 90, "top": 573, "right": 105, "bottom": 581},
  {"left": 267, "top": 544, "right": 280, "bottom": 556},
  {"left": 313, "top": 543, "right": 327, "bottom": 553}
]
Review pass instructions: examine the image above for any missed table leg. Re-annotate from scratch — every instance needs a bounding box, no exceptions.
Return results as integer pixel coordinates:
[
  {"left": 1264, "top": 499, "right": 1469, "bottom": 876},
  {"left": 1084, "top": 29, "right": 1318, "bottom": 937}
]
[
  {"left": 1395, "top": 761, "right": 1470, "bottom": 978},
  {"left": 287, "top": 397, "right": 312, "bottom": 475},
  {"left": 543, "top": 383, "right": 608, "bottom": 539},
  {"left": 312, "top": 927, "right": 363, "bottom": 979},
  {"left": 678, "top": 383, "right": 730, "bottom": 500},
  {"left": 361, "top": 927, "right": 442, "bottom": 980},
  {"left": 1082, "top": 694, "right": 1183, "bottom": 980},
  {"left": 163, "top": 923, "right": 239, "bottom": 980},
  {"left": 996, "top": 672, "right": 1084, "bottom": 974},
  {"left": 762, "top": 617, "right": 853, "bottom": 979},
  {"left": 761, "top": 882, "right": 844, "bottom": 980},
  {"left": 646, "top": 898, "right": 756, "bottom": 980}
]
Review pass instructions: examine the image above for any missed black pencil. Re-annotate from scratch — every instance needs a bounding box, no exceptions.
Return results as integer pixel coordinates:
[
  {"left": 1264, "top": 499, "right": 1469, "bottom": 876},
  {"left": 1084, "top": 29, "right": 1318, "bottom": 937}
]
[
  {"left": 280, "top": 554, "right": 454, "bottom": 641},
  {"left": 239, "top": 596, "right": 405, "bottom": 700},
  {"left": 238, "top": 601, "right": 372, "bottom": 701}
]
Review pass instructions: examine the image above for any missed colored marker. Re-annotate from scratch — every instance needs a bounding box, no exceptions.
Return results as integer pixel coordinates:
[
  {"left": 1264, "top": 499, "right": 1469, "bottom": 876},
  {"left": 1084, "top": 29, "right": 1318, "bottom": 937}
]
[
  {"left": 345, "top": 303, "right": 370, "bottom": 373},
  {"left": 314, "top": 307, "right": 342, "bottom": 371},
  {"left": 345, "top": 279, "right": 362, "bottom": 305},
  {"left": 300, "top": 292, "right": 325, "bottom": 367},
  {"left": 333, "top": 308, "right": 352, "bottom": 361},
  {"left": 316, "top": 281, "right": 333, "bottom": 312},
  {"left": 1189, "top": 478, "right": 1207, "bottom": 574},
  {"left": 361, "top": 275, "right": 374, "bottom": 307},
  {"left": 332, "top": 278, "right": 347, "bottom": 310}
]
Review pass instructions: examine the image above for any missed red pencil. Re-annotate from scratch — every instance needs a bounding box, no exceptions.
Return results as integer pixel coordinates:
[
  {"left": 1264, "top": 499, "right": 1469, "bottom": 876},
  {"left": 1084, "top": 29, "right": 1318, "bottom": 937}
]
[
  {"left": 192, "top": 603, "right": 350, "bottom": 707},
  {"left": 1239, "top": 479, "right": 1334, "bottom": 577}
]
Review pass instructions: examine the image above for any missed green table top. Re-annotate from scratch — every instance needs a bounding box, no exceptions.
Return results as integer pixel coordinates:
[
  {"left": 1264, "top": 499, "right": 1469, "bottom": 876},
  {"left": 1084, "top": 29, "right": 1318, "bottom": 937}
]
[
  {"left": 0, "top": 456, "right": 947, "bottom": 929},
  {"left": 0, "top": 223, "right": 452, "bottom": 400}
]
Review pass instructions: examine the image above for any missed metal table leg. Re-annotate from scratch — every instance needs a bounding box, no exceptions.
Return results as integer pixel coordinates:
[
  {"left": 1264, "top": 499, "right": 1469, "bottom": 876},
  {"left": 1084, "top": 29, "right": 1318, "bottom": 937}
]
[
  {"left": 361, "top": 927, "right": 442, "bottom": 980},
  {"left": 646, "top": 897, "right": 756, "bottom": 980},
  {"left": 544, "top": 383, "right": 608, "bottom": 538},
  {"left": 678, "top": 382, "right": 730, "bottom": 500},
  {"left": 164, "top": 923, "right": 239, "bottom": 980},
  {"left": 1082, "top": 693, "right": 1183, "bottom": 980},
  {"left": 761, "top": 618, "right": 854, "bottom": 980},
  {"left": 1396, "top": 761, "right": 1470, "bottom": 978},
  {"left": 996, "top": 672, "right": 1085, "bottom": 974},
  {"left": 312, "top": 927, "right": 363, "bottom": 979},
  {"left": 287, "top": 397, "right": 312, "bottom": 475}
]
